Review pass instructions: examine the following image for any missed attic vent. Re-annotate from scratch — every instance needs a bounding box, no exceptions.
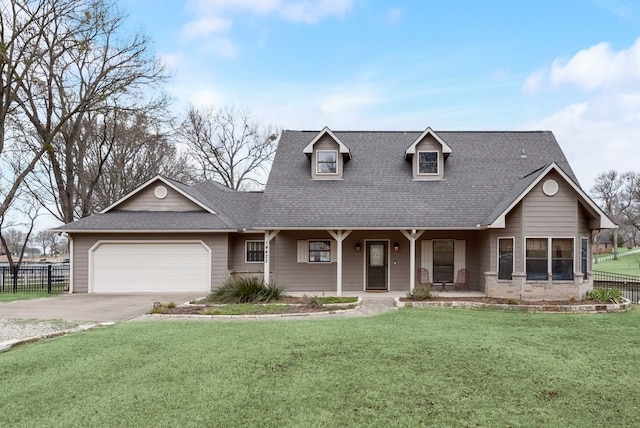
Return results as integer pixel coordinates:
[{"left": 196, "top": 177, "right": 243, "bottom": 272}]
[
  {"left": 520, "top": 149, "right": 527, "bottom": 159},
  {"left": 542, "top": 179, "right": 559, "bottom": 196},
  {"left": 154, "top": 185, "right": 168, "bottom": 199}
]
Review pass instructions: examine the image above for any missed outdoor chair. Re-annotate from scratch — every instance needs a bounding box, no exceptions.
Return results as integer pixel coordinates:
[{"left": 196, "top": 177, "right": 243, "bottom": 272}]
[
  {"left": 453, "top": 268, "right": 469, "bottom": 290},
  {"left": 418, "top": 268, "right": 433, "bottom": 288}
]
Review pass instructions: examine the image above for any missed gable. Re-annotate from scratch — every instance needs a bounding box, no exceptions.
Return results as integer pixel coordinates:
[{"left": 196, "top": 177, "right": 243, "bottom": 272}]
[
  {"left": 489, "top": 164, "right": 616, "bottom": 230},
  {"left": 115, "top": 181, "right": 204, "bottom": 212}
]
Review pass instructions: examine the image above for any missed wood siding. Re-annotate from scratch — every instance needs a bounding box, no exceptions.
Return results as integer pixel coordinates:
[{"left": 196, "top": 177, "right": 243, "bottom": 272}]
[
  {"left": 522, "top": 171, "right": 576, "bottom": 236},
  {"left": 116, "top": 183, "right": 202, "bottom": 211},
  {"left": 267, "top": 230, "right": 482, "bottom": 293},
  {"left": 71, "top": 233, "right": 228, "bottom": 293},
  {"left": 228, "top": 233, "right": 265, "bottom": 275}
]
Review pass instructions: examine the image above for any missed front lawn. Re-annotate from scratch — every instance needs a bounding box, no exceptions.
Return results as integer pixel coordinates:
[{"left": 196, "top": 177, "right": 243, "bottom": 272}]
[
  {"left": 1, "top": 308, "right": 639, "bottom": 426},
  {"left": 0, "top": 292, "right": 62, "bottom": 303},
  {"left": 593, "top": 254, "right": 640, "bottom": 276}
]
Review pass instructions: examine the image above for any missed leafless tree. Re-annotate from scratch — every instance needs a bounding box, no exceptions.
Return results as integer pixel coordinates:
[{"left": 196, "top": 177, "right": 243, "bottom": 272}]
[
  {"left": 0, "top": 194, "right": 39, "bottom": 267},
  {"left": 30, "top": 109, "right": 195, "bottom": 221},
  {"left": 33, "top": 229, "right": 58, "bottom": 256},
  {"left": 179, "top": 104, "right": 279, "bottom": 190},
  {"left": 0, "top": 0, "right": 169, "bottom": 225},
  {"left": 591, "top": 170, "right": 640, "bottom": 249}
]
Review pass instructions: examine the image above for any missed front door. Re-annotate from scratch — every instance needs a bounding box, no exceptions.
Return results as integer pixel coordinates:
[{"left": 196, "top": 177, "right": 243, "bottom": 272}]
[{"left": 366, "top": 241, "right": 388, "bottom": 290}]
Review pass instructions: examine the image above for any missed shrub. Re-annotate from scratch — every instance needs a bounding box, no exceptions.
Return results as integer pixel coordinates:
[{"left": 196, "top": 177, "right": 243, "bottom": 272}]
[
  {"left": 206, "top": 276, "right": 286, "bottom": 304},
  {"left": 301, "top": 295, "right": 322, "bottom": 309},
  {"left": 586, "top": 288, "right": 623, "bottom": 304},
  {"left": 149, "top": 305, "right": 168, "bottom": 314},
  {"left": 406, "top": 286, "right": 434, "bottom": 301},
  {"left": 166, "top": 301, "right": 176, "bottom": 309}
]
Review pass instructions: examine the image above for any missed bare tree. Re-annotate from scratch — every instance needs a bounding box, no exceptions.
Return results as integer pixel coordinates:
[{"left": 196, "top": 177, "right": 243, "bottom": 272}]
[
  {"left": 33, "top": 229, "right": 57, "bottom": 256},
  {"left": 0, "top": 194, "right": 39, "bottom": 267},
  {"left": 179, "top": 104, "right": 279, "bottom": 190},
  {"left": 0, "top": 0, "right": 170, "bottom": 225},
  {"left": 30, "top": 109, "right": 195, "bottom": 220}
]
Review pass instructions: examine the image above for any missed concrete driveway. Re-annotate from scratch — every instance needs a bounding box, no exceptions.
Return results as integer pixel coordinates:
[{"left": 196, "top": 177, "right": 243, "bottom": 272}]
[{"left": 0, "top": 293, "right": 204, "bottom": 322}]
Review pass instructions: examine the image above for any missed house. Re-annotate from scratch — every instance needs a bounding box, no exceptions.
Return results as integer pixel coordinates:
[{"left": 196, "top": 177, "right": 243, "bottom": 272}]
[{"left": 54, "top": 127, "right": 616, "bottom": 300}]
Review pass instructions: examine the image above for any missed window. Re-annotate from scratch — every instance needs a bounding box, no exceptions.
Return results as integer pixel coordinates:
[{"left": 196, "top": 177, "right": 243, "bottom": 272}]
[
  {"left": 309, "top": 240, "right": 331, "bottom": 263},
  {"left": 526, "top": 238, "right": 575, "bottom": 281},
  {"left": 581, "top": 237, "right": 589, "bottom": 280},
  {"left": 316, "top": 150, "right": 337, "bottom": 174},
  {"left": 418, "top": 151, "right": 438, "bottom": 174},
  {"left": 552, "top": 238, "right": 574, "bottom": 280},
  {"left": 245, "top": 240, "right": 264, "bottom": 263},
  {"left": 526, "top": 238, "right": 548, "bottom": 280},
  {"left": 433, "top": 240, "right": 454, "bottom": 283},
  {"left": 498, "top": 238, "right": 514, "bottom": 280}
]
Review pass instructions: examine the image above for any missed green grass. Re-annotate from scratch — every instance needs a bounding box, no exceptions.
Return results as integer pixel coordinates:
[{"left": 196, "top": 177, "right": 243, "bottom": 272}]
[
  {"left": 203, "top": 303, "right": 294, "bottom": 315},
  {"left": 1, "top": 309, "right": 640, "bottom": 427},
  {"left": 0, "top": 292, "right": 62, "bottom": 302},
  {"left": 317, "top": 296, "right": 358, "bottom": 304},
  {"left": 593, "top": 253, "right": 640, "bottom": 276}
]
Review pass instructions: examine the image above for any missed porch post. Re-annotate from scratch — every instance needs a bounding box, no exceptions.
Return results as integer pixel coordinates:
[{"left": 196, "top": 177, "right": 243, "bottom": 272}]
[
  {"left": 401, "top": 229, "right": 425, "bottom": 291},
  {"left": 263, "top": 230, "right": 279, "bottom": 284},
  {"left": 328, "top": 230, "right": 352, "bottom": 296}
]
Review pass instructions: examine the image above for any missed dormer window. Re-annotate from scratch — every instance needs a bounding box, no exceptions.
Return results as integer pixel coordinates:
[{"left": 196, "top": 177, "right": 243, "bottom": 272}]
[
  {"left": 405, "top": 127, "right": 450, "bottom": 181},
  {"left": 304, "top": 127, "right": 352, "bottom": 180},
  {"left": 418, "top": 151, "right": 439, "bottom": 175},
  {"left": 317, "top": 150, "right": 338, "bottom": 174}
]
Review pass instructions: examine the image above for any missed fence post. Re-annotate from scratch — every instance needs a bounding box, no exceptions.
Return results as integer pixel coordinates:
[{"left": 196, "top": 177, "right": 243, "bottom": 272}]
[
  {"left": 12, "top": 265, "right": 18, "bottom": 293},
  {"left": 47, "top": 264, "right": 52, "bottom": 294}
]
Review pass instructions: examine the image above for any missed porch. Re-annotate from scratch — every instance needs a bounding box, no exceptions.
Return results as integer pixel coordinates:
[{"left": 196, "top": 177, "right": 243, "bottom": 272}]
[{"left": 287, "top": 290, "right": 486, "bottom": 299}]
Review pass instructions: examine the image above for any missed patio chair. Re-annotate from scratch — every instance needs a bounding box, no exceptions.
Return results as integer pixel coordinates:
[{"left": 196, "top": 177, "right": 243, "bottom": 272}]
[
  {"left": 453, "top": 268, "right": 469, "bottom": 290},
  {"left": 418, "top": 268, "right": 433, "bottom": 288}
]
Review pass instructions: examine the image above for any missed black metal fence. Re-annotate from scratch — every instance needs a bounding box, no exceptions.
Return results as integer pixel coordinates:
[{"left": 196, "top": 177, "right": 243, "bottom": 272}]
[
  {"left": 593, "top": 270, "right": 640, "bottom": 303},
  {"left": 0, "top": 264, "right": 69, "bottom": 294}
]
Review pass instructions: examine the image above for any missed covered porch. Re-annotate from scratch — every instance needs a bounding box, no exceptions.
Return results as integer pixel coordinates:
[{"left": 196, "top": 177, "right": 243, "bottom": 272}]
[{"left": 261, "top": 228, "right": 487, "bottom": 296}]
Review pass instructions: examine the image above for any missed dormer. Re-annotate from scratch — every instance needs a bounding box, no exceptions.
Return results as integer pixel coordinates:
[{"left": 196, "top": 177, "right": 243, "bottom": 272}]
[
  {"left": 404, "top": 127, "right": 451, "bottom": 180},
  {"left": 303, "top": 126, "right": 352, "bottom": 180}
]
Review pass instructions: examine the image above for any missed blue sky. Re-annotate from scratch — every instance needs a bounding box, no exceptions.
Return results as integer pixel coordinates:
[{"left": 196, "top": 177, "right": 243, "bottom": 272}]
[{"left": 120, "top": 0, "right": 640, "bottom": 191}]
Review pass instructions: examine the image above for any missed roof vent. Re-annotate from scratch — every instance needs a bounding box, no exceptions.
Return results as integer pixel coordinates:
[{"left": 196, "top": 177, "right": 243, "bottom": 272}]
[{"left": 520, "top": 149, "right": 527, "bottom": 159}]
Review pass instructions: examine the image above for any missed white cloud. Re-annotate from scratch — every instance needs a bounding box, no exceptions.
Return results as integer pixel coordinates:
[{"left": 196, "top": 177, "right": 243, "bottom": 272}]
[
  {"left": 524, "top": 38, "right": 640, "bottom": 92},
  {"left": 525, "top": 95, "right": 640, "bottom": 191},
  {"left": 185, "top": 0, "right": 353, "bottom": 26},
  {"left": 181, "top": 16, "right": 232, "bottom": 39}
]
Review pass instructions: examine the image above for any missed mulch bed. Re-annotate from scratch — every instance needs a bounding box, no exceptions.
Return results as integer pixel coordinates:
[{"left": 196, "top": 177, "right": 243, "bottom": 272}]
[{"left": 160, "top": 297, "right": 357, "bottom": 315}]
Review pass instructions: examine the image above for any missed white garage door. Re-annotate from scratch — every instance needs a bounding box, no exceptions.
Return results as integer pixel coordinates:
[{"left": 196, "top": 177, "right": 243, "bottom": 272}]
[{"left": 90, "top": 241, "right": 211, "bottom": 293}]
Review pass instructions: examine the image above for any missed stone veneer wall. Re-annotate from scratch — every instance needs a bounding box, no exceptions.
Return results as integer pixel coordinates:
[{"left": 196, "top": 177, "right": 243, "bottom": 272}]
[{"left": 484, "top": 272, "right": 592, "bottom": 301}]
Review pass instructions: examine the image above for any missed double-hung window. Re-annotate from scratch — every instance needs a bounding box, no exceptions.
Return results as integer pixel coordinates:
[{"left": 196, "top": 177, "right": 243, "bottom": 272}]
[
  {"left": 245, "top": 240, "right": 265, "bottom": 263},
  {"left": 581, "top": 237, "right": 589, "bottom": 280},
  {"left": 526, "top": 238, "right": 548, "bottom": 280},
  {"left": 526, "top": 238, "right": 574, "bottom": 281},
  {"left": 498, "top": 238, "right": 514, "bottom": 280},
  {"left": 418, "top": 151, "right": 438, "bottom": 174},
  {"left": 316, "top": 150, "right": 337, "bottom": 174},
  {"left": 309, "top": 240, "right": 331, "bottom": 263},
  {"left": 552, "top": 238, "right": 574, "bottom": 280}
]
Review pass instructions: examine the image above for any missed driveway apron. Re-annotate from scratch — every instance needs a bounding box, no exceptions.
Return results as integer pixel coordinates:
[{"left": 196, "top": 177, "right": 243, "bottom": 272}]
[{"left": 0, "top": 293, "right": 203, "bottom": 322}]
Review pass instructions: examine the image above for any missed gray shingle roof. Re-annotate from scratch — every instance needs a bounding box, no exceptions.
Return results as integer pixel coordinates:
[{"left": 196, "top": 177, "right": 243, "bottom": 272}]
[
  {"left": 54, "top": 211, "right": 233, "bottom": 232},
  {"left": 55, "top": 129, "right": 585, "bottom": 233},
  {"left": 254, "top": 130, "right": 578, "bottom": 229}
]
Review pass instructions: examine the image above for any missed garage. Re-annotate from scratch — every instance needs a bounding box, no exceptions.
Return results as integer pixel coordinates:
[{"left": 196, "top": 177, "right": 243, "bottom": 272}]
[{"left": 89, "top": 241, "right": 211, "bottom": 293}]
